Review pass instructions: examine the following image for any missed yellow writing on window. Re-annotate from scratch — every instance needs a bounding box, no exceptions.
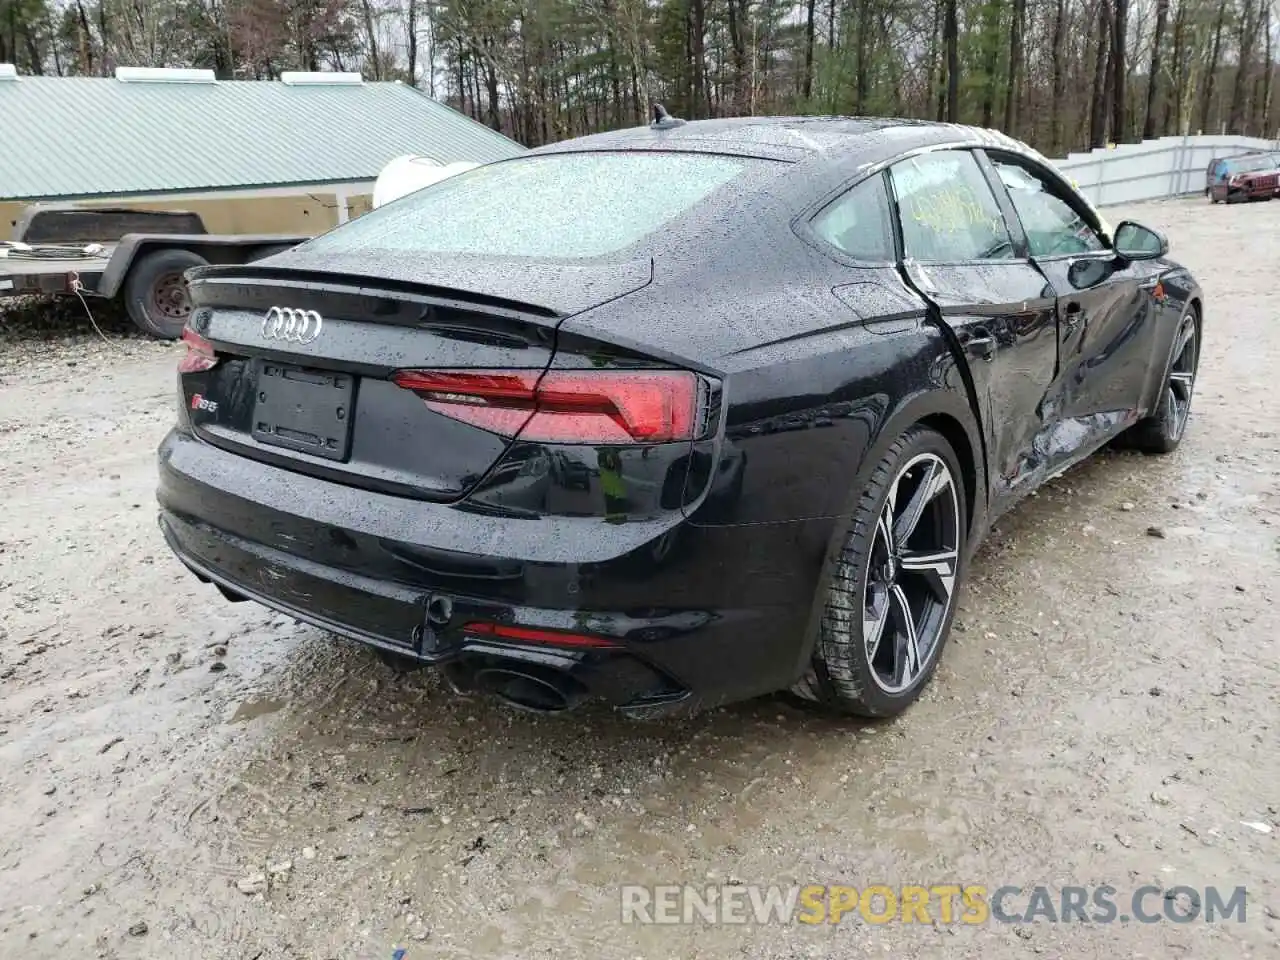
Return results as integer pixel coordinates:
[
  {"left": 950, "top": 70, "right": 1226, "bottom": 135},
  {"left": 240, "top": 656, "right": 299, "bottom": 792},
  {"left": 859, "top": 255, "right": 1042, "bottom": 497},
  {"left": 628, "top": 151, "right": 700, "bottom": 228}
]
[{"left": 905, "top": 186, "right": 1001, "bottom": 237}]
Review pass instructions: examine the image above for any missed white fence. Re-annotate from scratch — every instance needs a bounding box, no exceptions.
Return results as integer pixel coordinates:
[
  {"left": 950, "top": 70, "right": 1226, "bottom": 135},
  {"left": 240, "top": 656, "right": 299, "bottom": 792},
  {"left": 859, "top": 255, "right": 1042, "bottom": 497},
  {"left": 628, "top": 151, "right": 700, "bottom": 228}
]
[{"left": 1051, "top": 134, "right": 1280, "bottom": 207}]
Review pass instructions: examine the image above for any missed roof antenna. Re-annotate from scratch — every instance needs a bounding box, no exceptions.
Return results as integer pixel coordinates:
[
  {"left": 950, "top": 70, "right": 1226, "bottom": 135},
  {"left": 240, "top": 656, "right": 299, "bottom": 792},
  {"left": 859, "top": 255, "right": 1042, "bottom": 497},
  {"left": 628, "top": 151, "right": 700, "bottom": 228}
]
[{"left": 650, "top": 102, "right": 686, "bottom": 130}]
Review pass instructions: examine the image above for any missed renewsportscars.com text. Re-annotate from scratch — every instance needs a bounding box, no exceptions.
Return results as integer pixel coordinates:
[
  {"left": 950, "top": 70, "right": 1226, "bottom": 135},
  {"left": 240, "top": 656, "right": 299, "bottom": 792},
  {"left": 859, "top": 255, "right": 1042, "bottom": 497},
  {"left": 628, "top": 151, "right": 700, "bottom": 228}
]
[{"left": 619, "top": 883, "right": 1248, "bottom": 926}]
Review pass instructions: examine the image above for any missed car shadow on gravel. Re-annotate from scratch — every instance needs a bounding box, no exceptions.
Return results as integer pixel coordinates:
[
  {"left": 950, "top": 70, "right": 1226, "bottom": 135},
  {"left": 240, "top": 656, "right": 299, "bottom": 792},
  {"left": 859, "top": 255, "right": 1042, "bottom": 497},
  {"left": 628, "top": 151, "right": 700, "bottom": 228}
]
[{"left": 197, "top": 441, "right": 1155, "bottom": 845}]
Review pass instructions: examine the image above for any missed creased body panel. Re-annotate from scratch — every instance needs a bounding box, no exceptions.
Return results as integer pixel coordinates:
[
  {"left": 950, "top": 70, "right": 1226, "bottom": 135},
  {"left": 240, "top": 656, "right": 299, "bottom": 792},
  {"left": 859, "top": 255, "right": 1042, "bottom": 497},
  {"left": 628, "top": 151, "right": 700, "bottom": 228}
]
[{"left": 903, "top": 259, "right": 1058, "bottom": 519}]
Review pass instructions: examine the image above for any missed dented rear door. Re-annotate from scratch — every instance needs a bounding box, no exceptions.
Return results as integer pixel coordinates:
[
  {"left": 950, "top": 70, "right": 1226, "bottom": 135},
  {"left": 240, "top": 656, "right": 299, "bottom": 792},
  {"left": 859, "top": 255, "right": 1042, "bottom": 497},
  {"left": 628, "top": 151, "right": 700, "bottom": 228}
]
[{"left": 888, "top": 148, "right": 1060, "bottom": 520}]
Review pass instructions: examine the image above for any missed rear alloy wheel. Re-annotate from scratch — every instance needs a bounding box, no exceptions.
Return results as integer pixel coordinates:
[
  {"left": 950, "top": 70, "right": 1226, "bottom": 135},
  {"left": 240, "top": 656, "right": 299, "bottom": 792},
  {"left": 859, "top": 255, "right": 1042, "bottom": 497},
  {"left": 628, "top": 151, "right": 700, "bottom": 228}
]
[
  {"left": 1123, "top": 311, "right": 1199, "bottom": 454},
  {"left": 122, "top": 248, "right": 209, "bottom": 339},
  {"left": 792, "top": 425, "right": 966, "bottom": 717}
]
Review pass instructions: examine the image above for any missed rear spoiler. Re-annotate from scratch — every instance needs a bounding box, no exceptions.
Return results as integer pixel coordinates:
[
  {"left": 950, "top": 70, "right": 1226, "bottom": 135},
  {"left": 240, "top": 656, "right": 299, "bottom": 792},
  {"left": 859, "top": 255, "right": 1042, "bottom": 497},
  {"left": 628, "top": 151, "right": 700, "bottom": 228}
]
[
  {"left": 187, "top": 251, "right": 655, "bottom": 321},
  {"left": 186, "top": 261, "right": 564, "bottom": 320}
]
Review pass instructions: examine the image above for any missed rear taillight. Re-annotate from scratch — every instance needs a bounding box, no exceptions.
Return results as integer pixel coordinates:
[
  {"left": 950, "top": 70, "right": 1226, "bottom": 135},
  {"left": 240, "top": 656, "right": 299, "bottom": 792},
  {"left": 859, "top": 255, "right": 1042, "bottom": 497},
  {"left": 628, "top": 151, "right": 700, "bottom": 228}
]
[
  {"left": 178, "top": 327, "right": 218, "bottom": 373},
  {"left": 392, "top": 369, "right": 702, "bottom": 444}
]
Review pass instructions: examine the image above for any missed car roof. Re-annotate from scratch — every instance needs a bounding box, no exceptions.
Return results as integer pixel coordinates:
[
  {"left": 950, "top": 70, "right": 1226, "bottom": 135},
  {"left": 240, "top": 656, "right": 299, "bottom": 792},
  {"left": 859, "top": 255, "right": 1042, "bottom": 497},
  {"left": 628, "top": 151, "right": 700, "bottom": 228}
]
[{"left": 532, "top": 115, "right": 1039, "bottom": 167}]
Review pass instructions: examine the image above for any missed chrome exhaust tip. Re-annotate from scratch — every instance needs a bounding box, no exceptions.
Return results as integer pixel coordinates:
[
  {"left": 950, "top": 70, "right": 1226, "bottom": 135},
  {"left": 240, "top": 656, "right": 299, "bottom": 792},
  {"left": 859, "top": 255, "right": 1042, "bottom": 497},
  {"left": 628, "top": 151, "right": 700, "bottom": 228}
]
[{"left": 472, "top": 666, "right": 585, "bottom": 714}]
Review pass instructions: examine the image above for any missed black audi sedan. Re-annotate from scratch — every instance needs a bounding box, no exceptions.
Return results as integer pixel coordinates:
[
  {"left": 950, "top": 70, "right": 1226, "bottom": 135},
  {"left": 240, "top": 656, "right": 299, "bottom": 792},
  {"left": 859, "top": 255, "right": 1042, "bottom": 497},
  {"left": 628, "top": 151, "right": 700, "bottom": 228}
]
[{"left": 157, "top": 114, "right": 1202, "bottom": 719}]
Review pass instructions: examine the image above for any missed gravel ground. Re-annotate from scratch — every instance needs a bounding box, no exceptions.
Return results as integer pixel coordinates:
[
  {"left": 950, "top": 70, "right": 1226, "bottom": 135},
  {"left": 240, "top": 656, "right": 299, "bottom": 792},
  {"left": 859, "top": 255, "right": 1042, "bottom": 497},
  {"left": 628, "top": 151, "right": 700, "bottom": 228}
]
[{"left": 0, "top": 198, "right": 1277, "bottom": 960}]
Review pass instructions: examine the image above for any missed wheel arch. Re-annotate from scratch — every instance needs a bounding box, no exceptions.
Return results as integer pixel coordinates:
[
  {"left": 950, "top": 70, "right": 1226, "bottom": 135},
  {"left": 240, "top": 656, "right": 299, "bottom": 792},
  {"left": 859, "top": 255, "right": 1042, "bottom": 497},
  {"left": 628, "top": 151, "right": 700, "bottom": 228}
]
[
  {"left": 918, "top": 411, "right": 979, "bottom": 542},
  {"left": 1138, "top": 272, "right": 1202, "bottom": 414},
  {"left": 789, "top": 388, "right": 986, "bottom": 683}
]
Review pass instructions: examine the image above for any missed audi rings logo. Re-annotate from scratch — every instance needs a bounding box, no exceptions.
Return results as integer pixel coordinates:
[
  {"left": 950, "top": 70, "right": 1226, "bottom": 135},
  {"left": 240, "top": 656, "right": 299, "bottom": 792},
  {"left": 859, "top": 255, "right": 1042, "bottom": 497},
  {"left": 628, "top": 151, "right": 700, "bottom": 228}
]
[{"left": 262, "top": 306, "right": 324, "bottom": 344}]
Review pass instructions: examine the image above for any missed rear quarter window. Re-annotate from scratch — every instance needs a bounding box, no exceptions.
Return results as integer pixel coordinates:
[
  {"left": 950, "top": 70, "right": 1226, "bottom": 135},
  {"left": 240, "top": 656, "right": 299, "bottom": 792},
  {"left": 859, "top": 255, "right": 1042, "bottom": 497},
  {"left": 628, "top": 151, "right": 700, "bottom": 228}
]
[{"left": 303, "top": 153, "right": 759, "bottom": 260}]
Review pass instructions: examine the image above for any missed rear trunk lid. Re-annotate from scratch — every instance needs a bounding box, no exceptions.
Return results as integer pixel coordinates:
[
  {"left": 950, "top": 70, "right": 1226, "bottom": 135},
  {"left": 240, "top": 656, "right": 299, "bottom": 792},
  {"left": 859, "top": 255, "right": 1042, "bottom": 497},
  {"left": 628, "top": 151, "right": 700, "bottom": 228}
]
[{"left": 179, "top": 257, "right": 652, "bottom": 502}]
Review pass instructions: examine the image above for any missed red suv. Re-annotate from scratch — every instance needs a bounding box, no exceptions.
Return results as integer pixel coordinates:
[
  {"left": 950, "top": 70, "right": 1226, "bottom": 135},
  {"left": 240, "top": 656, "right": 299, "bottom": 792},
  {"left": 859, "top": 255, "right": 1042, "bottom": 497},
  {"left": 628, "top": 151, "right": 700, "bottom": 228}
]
[{"left": 1207, "top": 152, "right": 1280, "bottom": 203}]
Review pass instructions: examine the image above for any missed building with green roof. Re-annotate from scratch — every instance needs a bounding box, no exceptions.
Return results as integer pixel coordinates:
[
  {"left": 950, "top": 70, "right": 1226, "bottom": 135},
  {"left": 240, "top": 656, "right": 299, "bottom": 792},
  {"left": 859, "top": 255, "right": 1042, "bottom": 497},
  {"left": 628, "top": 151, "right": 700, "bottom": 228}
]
[{"left": 0, "top": 66, "right": 526, "bottom": 240}]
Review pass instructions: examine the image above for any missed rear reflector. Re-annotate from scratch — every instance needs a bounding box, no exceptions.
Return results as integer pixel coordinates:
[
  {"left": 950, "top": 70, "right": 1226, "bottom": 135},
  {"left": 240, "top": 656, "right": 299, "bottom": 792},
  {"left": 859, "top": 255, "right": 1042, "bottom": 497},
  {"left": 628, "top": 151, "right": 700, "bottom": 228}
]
[
  {"left": 392, "top": 369, "right": 700, "bottom": 443},
  {"left": 178, "top": 327, "right": 218, "bottom": 373},
  {"left": 463, "top": 621, "right": 619, "bottom": 649}
]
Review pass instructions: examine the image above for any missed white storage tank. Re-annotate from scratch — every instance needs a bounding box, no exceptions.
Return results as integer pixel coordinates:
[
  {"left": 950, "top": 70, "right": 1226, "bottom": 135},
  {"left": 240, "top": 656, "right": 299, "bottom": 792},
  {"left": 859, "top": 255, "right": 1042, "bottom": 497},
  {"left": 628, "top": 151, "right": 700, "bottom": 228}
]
[{"left": 372, "top": 156, "right": 480, "bottom": 209}]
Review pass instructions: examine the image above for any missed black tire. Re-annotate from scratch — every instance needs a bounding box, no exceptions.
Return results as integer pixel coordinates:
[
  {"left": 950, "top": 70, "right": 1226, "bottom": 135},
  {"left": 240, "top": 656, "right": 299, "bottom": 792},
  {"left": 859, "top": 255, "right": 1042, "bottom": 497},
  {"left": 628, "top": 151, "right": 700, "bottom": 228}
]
[
  {"left": 1120, "top": 309, "right": 1200, "bottom": 454},
  {"left": 791, "top": 425, "right": 968, "bottom": 717},
  {"left": 123, "top": 248, "right": 208, "bottom": 339}
]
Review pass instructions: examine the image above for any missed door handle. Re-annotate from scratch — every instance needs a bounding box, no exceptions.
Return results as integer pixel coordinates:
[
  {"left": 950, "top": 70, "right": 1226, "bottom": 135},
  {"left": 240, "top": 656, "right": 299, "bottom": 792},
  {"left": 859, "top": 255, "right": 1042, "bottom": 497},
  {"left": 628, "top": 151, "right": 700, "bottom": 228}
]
[{"left": 967, "top": 330, "right": 997, "bottom": 361}]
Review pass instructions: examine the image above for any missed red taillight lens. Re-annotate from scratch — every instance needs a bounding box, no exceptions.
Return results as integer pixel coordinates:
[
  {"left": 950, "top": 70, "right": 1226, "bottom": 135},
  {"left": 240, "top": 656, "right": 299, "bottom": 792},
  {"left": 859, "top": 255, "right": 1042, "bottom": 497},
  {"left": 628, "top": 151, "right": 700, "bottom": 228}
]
[
  {"left": 178, "top": 327, "right": 218, "bottom": 373},
  {"left": 392, "top": 369, "right": 700, "bottom": 444},
  {"left": 463, "top": 621, "right": 618, "bottom": 649}
]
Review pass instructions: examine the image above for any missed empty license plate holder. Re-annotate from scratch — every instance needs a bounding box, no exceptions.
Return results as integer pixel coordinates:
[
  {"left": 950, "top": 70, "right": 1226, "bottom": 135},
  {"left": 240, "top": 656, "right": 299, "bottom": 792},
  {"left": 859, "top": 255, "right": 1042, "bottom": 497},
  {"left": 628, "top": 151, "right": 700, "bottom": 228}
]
[{"left": 252, "top": 362, "right": 355, "bottom": 462}]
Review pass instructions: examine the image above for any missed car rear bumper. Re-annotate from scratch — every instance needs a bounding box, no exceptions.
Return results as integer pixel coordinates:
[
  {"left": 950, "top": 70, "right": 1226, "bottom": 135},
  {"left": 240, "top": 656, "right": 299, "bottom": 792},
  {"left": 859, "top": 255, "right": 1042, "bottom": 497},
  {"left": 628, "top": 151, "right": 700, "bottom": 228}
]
[{"left": 157, "top": 429, "right": 827, "bottom": 716}]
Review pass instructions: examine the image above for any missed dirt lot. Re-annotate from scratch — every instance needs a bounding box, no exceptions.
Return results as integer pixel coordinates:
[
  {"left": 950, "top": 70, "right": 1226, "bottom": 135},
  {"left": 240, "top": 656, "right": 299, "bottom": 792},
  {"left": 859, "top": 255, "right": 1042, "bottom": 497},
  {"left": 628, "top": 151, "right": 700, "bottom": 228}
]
[{"left": 1, "top": 198, "right": 1277, "bottom": 960}]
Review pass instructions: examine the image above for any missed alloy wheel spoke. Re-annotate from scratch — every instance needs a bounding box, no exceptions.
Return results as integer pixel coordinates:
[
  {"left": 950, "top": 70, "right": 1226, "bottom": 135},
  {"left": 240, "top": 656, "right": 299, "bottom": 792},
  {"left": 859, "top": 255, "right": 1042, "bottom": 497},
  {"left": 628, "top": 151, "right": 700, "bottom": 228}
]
[
  {"left": 1174, "top": 334, "right": 1193, "bottom": 358},
  {"left": 864, "top": 584, "right": 891, "bottom": 661},
  {"left": 893, "top": 459, "right": 950, "bottom": 547},
  {"left": 876, "top": 500, "right": 896, "bottom": 556},
  {"left": 862, "top": 453, "right": 960, "bottom": 695},
  {"left": 881, "top": 476, "right": 899, "bottom": 549},
  {"left": 899, "top": 548, "right": 959, "bottom": 605},
  {"left": 1169, "top": 370, "right": 1194, "bottom": 404},
  {"left": 890, "top": 584, "right": 921, "bottom": 686}
]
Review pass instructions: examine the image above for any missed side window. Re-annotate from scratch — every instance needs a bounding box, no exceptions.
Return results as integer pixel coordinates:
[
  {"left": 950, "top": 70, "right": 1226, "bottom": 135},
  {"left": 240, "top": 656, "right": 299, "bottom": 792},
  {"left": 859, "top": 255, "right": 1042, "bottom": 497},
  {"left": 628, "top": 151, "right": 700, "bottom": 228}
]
[
  {"left": 811, "top": 174, "right": 894, "bottom": 261},
  {"left": 889, "top": 150, "right": 1015, "bottom": 262},
  {"left": 989, "top": 156, "right": 1106, "bottom": 258}
]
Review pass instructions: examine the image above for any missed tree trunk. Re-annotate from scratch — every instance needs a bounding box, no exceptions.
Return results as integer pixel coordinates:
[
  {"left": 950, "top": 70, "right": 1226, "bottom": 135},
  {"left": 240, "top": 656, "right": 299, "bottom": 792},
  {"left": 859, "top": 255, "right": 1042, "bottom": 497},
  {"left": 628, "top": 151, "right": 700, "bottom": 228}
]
[
  {"left": 1165, "top": 0, "right": 1186, "bottom": 134},
  {"left": 484, "top": 46, "right": 501, "bottom": 131},
  {"left": 406, "top": 0, "right": 418, "bottom": 85},
  {"left": 692, "top": 0, "right": 709, "bottom": 117},
  {"left": 1143, "top": 0, "right": 1168, "bottom": 139},
  {"left": 979, "top": 1, "right": 1000, "bottom": 129},
  {"left": 855, "top": 0, "right": 870, "bottom": 112},
  {"left": 97, "top": 0, "right": 111, "bottom": 73},
  {"left": 359, "top": 0, "right": 381, "bottom": 79},
  {"left": 1229, "top": 0, "right": 1258, "bottom": 133},
  {"left": 75, "top": 0, "right": 94, "bottom": 74},
  {"left": 727, "top": 0, "right": 748, "bottom": 114},
  {"left": 602, "top": 0, "right": 623, "bottom": 125},
  {"left": 1004, "top": 0, "right": 1025, "bottom": 135},
  {"left": 944, "top": 0, "right": 959, "bottom": 122},
  {"left": 1089, "top": 0, "right": 1111, "bottom": 148},
  {"left": 1050, "top": 0, "right": 1066, "bottom": 151},
  {"left": 1201, "top": 1, "right": 1226, "bottom": 134},
  {"left": 1262, "top": 5, "right": 1274, "bottom": 136},
  {"left": 47, "top": 11, "right": 62, "bottom": 75},
  {"left": 928, "top": 0, "right": 943, "bottom": 121},
  {"left": 23, "top": 23, "right": 42, "bottom": 74},
  {"left": 802, "top": 0, "right": 817, "bottom": 100},
  {"left": 1111, "top": 0, "right": 1128, "bottom": 141}
]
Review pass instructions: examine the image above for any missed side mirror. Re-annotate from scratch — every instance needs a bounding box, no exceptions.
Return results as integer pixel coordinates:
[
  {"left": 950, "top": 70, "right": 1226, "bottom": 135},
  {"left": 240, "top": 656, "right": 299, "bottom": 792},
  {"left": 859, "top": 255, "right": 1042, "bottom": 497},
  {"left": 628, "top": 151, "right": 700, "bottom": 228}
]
[
  {"left": 1113, "top": 220, "right": 1169, "bottom": 261},
  {"left": 1067, "top": 257, "right": 1116, "bottom": 290}
]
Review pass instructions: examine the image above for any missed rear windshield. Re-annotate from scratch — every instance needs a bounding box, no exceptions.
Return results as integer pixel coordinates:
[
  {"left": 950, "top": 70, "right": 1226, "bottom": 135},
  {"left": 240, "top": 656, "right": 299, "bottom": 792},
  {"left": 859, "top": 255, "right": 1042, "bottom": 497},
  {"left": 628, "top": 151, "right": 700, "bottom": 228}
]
[{"left": 303, "top": 152, "right": 758, "bottom": 260}]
